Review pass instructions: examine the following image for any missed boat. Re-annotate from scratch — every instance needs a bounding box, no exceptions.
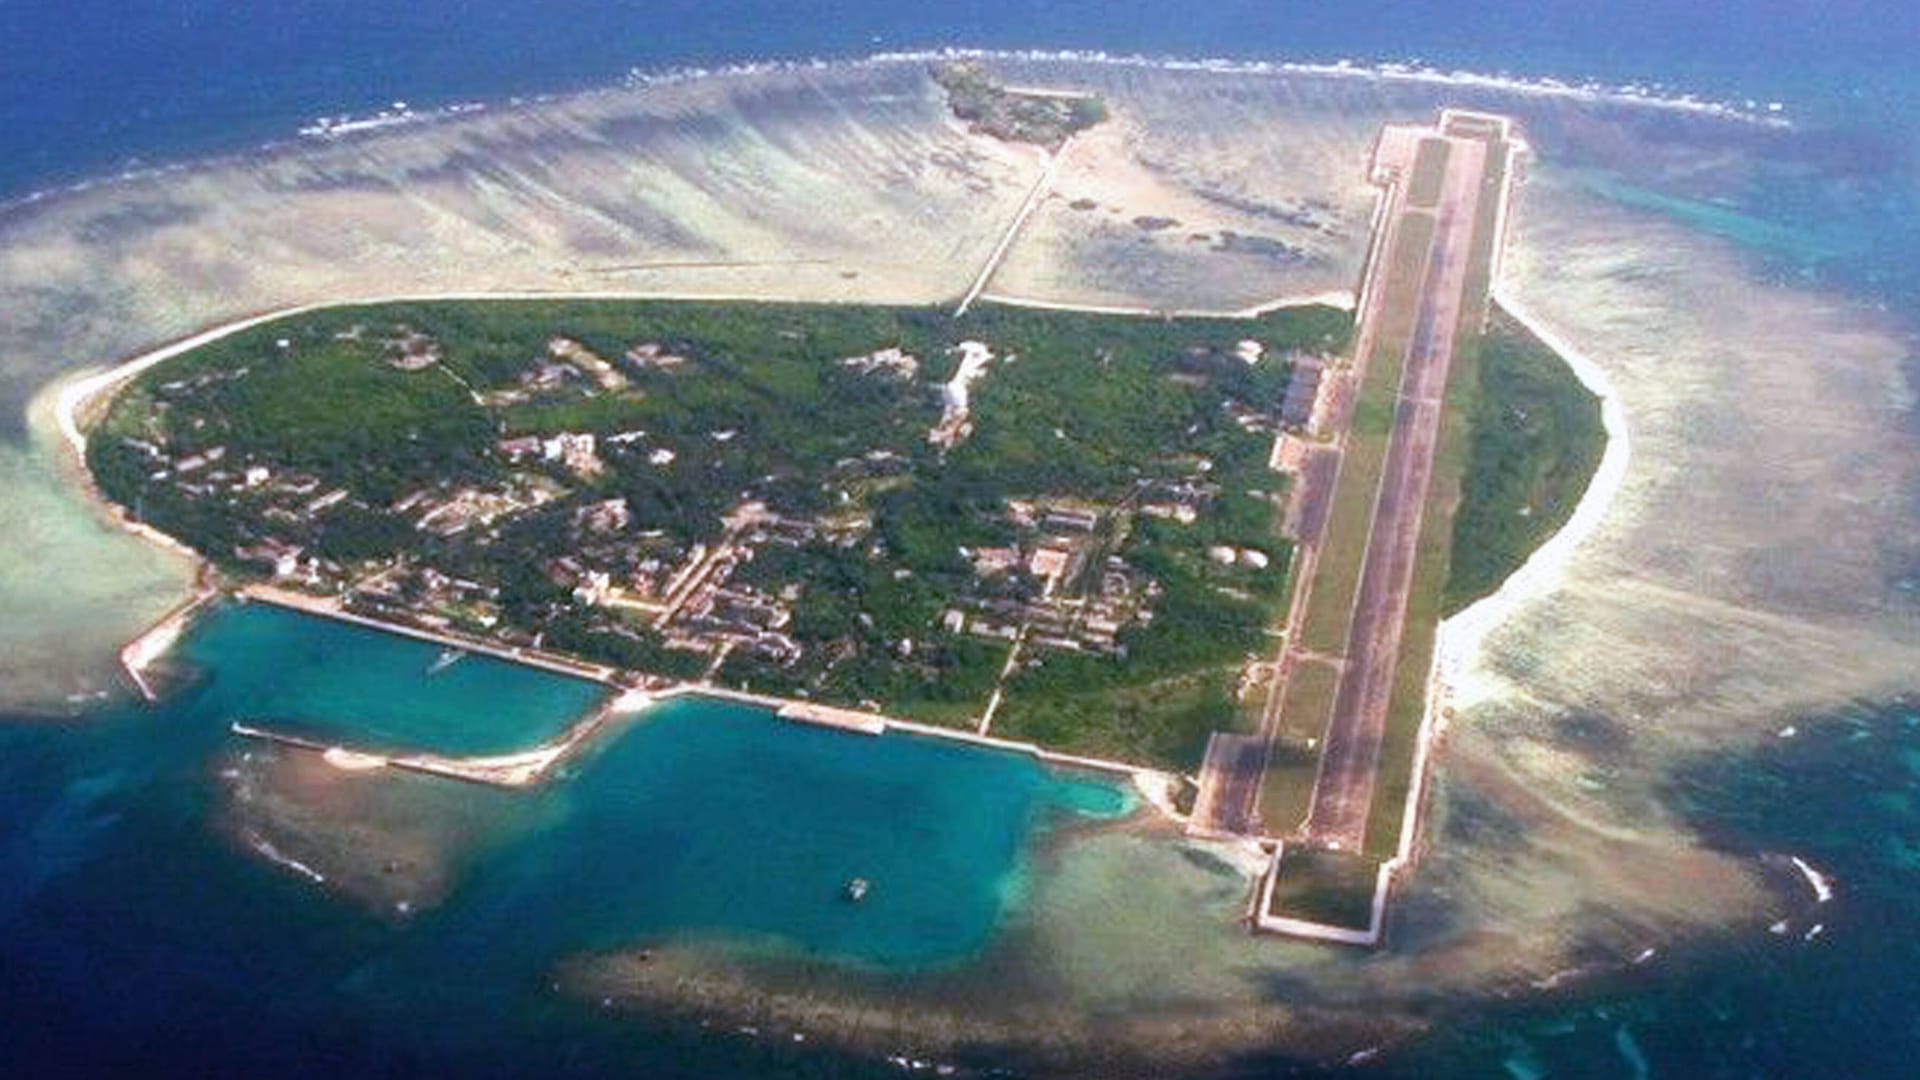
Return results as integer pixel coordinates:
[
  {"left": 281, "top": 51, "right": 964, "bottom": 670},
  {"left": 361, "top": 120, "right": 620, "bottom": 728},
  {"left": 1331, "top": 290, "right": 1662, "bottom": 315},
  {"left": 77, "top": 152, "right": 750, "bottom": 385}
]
[
  {"left": 845, "top": 877, "right": 870, "bottom": 902},
  {"left": 427, "top": 647, "right": 467, "bottom": 675}
]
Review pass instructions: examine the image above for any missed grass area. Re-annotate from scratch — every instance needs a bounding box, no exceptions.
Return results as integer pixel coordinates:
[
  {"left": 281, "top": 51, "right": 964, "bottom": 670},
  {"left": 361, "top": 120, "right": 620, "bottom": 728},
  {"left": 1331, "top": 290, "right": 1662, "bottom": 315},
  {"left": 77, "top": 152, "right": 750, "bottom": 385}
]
[
  {"left": 1440, "top": 304, "right": 1606, "bottom": 613},
  {"left": 992, "top": 665, "right": 1240, "bottom": 771},
  {"left": 1257, "top": 657, "right": 1342, "bottom": 834},
  {"left": 1277, "top": 657, "right": 1340, "bottom": 744},
  {"left": 1405, "top": 137, "right": 1451, "bottom": 209},
  {"left": 1299, "top": 210, "right": 1436, "bottom": 656},
  {"left": 1457, "top": 137, "right": 1512, "bottom": 316},
  {"left": 1236, "top": 663, "right": 1277, "bottom": 731},
  {"left": 1258, "top": 743, "right": 1318, "bottom": 836},
  {"left": 1265, "top": 846, "right": 1382, "bottom": 929}
]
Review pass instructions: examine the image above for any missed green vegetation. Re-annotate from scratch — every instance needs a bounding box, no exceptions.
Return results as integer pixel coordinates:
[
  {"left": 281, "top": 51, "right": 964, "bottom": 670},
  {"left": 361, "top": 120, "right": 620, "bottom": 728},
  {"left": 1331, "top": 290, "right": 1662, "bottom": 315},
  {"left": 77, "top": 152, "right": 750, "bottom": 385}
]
[
  {"left": 1441, "top": 305, "right": 1605, "bottom": 614},
  {"left": 1299, "top": 210, "right": 1435, "bottom": 656},
  {"left": 1265, "top": 846, "right": 1380, "bottom": 930},
  {"left": 90, "top": 297, "right": 1349, "bottom": 772},
  {"left": 930, "top": 61, "right": 1107, "bottom": 149}
]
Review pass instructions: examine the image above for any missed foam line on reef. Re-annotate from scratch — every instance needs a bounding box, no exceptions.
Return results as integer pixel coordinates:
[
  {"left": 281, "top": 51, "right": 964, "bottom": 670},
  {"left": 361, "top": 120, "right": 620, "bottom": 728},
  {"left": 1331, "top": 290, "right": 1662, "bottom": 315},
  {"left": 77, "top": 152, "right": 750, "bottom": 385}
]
[{"left": 0, "top": 45, "right": 1788, "bottom": 222}]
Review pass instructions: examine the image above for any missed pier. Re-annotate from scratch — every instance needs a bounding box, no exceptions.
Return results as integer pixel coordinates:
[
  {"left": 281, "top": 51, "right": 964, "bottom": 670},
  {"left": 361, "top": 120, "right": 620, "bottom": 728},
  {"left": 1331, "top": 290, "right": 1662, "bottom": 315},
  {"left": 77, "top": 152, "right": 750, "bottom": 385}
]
[{"left": 230, "top": 685, "right": 652, "bottom": 788}]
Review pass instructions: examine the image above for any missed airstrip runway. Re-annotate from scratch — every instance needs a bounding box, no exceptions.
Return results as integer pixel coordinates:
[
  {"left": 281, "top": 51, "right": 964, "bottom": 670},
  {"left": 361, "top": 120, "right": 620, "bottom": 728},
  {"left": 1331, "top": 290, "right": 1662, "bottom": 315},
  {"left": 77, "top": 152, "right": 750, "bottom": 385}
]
[
  {"left": 1191, "top": 112, "right": 1515, "bottom": 851},
  {"left": 1303, "top": 129, "right": 1496, "bottom": 848}
]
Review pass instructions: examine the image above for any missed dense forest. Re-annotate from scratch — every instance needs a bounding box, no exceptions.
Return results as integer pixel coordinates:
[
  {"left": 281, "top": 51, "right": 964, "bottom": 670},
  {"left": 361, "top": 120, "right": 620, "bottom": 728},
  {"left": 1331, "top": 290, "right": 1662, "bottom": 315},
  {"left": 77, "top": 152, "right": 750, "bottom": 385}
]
[{"left": 1442, "top": 305, "right": 1607, "bottom": 613}]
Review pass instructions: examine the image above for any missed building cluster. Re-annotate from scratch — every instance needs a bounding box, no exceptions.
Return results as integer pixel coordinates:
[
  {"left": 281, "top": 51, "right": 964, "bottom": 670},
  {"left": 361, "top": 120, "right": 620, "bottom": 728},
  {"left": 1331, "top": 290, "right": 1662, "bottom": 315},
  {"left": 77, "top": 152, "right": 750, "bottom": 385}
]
[
  {"left": 558, "top": 500, "right": 874, "bottom": 670},
  {"left": 498, "top": 432, "right": 604, "bottom": 479},
  {"left": 115, "top": 318, "right": 1319, "bottom": 720},
  {"left": 353, "top": 565, "right": 505, "bottom": 635},
  {"left": 928, "top": 341, "right": 994, "bottom": 450},
  {"left": 945, "top": 499, "right": 1160, "bottom": 657},
  {"left": 384, "top": 330, "right": 441, "bottom": 371},
  {"left": 839, "top": 345, "right": 920, "bottom": 380},
  {"left": 481, "top": 336, "right": 634, "bottom": 407},
  {"left": 399, "top": 474, "right": 564, "bottom": 537}
]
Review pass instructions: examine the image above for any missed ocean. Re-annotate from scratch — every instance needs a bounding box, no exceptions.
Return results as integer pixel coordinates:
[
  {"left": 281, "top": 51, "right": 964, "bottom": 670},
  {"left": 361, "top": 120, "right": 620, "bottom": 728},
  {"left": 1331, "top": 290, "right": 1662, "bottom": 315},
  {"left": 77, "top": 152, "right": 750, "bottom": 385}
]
[
  {"left": 6, "top": 2, "right": 1918, "bottom": 314},
  {"left": 4, "top": 0, "right": 1917, "bottom": 201},
  {"left": 4, "top": 2, "right": 1920, "bottom": 1076}
]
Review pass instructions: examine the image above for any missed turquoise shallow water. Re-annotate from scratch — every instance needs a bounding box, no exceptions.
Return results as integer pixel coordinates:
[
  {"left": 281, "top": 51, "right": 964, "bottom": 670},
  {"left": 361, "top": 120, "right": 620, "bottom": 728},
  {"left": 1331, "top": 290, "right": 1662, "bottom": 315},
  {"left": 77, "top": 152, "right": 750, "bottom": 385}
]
[
  {"left": 435, "top": 693, "right": 1132, "bottom": 971},
  {"left": 177, "top": 601, "right": 608, "bottom": 756},
  {"left": 172, "top": 601, "right": 1131, "bottom": 967},
  {"left": 0, "top": 606, "right": 1132, "bottom": 1076}
]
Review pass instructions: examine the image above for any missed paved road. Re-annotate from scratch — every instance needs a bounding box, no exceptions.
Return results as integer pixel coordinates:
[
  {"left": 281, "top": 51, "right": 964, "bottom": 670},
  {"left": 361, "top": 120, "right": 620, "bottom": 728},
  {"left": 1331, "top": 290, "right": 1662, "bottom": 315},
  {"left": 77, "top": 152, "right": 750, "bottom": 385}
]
[
  {"left": 1302, "top": 135, "right": 1492, "bottom": 849},
  {"left": 1189, "top": 732, "right": 1268, "bottom": 835}
]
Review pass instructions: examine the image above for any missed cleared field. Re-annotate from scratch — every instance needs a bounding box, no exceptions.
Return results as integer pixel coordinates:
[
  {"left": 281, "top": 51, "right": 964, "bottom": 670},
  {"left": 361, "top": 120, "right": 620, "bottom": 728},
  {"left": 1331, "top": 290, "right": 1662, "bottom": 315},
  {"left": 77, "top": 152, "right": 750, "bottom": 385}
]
[
  {"left": 1265, "top": 846, "right": 1381, "bottom": 929},
  {"left": 1278, "top": 656, "right": 1341, "bottom": 744},
  {"left": 1299, "top": 210, "right": 1437, "bottom": 656},
  {"left": 1258, "top": 656, "right": 1341, "bottom": 833},
  {"left": 1257, "top": 740, "right": 1321, "bottom": 837}
]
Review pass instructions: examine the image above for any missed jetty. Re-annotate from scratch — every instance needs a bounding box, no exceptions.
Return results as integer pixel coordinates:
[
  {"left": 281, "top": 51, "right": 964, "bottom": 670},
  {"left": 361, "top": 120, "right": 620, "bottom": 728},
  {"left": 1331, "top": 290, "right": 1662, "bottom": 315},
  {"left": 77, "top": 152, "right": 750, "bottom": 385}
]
[
  {"left": 777, "top": 701, "right": 888, "bottom": 736},
  {"left": 118, "top": 586, "right": 219, "bottom": 701}
]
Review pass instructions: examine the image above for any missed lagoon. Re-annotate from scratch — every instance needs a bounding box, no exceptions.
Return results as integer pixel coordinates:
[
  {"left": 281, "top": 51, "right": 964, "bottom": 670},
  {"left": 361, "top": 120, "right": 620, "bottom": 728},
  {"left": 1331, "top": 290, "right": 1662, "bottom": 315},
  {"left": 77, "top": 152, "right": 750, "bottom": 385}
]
[
  {"left": 176, "top": 601, "right": 607, "bottom": 756},
  {"left": 448, "top": 694, "right": 1132, "bottom": 971},
  {"left": 0, "top": 596, "right": 1137, "bottom": 1076},
  {"left": 168, "top": 599, "right": 1131, "bottom": 970}
]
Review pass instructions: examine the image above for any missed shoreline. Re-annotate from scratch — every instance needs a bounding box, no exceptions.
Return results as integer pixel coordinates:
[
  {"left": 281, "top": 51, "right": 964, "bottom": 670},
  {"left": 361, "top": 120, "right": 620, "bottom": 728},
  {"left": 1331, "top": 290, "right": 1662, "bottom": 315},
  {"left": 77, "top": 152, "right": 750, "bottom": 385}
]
[
  {"left": 225, "top": 587, "right": 1181, "bottom": 806},
  {"left": 52, "top": 265, "right": 1621, "bottom": 942},
  {"left": 1437, "top": 289, "right": 1632, "bottom": 688}
]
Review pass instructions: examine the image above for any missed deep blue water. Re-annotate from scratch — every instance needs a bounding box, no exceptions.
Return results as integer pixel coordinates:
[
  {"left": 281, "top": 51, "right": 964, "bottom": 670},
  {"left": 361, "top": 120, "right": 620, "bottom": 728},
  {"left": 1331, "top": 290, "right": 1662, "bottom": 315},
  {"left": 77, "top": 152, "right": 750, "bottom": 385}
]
[
  {"left": 5, "top": 2, "right": 1918, "bottom": 324},
  {"left": 3, "top": 0, "right": 1917, "bottom": 204}
]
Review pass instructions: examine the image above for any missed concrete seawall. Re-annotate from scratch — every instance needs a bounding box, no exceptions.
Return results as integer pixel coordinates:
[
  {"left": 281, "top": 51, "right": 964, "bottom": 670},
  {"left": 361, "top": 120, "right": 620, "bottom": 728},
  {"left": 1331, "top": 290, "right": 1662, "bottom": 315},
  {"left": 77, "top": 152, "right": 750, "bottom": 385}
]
[
  {"left": 237, "top": 584, "right": 620, "bottom": 685},
  {"left": 118, "top": 586, "right": 219, "bottom": 702}
]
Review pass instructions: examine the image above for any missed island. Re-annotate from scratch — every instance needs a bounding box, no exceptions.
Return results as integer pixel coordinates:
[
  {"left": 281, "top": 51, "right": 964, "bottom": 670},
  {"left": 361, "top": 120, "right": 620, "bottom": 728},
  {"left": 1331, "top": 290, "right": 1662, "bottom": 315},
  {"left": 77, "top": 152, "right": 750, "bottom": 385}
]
[{"left": 72, "top": 104, "right": 1602, "bottom": 945}]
